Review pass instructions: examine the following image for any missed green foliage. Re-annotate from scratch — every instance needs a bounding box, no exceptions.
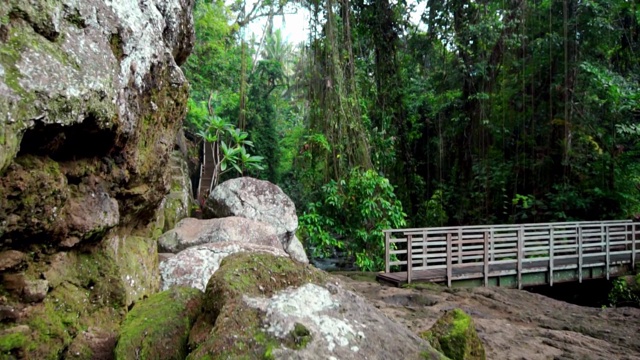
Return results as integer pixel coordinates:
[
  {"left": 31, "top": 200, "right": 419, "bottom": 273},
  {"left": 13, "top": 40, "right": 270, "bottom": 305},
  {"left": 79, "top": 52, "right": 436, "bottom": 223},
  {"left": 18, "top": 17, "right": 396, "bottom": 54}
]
[
  {"left": 245, "top": 59, "right": 284, "bottom": 183},
  {"left": 299, "top": 169, "right": 406, "bottom": 271},
  {"left": 416, "top": 189, "right": 449, "bottom": 227},
  {"left": 608, "top": 277, "right": 640, "bottom": 308},
  {"left": 183, "top": 0, "right": 243, "bottom": 103},
  {"left": 186, "top": 98, "right": 264, "bottom": 192},
  {"left": 184, "top": 0, "right": 640, "bottom": 239}
]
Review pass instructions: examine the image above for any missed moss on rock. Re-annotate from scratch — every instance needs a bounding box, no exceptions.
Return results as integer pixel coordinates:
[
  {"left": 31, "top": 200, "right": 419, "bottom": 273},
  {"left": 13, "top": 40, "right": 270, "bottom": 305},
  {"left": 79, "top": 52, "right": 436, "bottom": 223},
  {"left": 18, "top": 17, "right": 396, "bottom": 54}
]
[
  {"left": 187, "top": 252, "right": 327, "bottom": 359},
  {"left": 0, "top": 329, "right": 27, "bottom": 353},
  {"left": 114, "top": 286, "right": 203, "bottom": 360},
  {"left": 105, "top": 234, "right": 159, "bottom": 305},
  {"left": 0, "top": 246, "right": 127, "bottom": 359},
  {"left": 420, "top": 308, "right": 485, "bottom": 360}
]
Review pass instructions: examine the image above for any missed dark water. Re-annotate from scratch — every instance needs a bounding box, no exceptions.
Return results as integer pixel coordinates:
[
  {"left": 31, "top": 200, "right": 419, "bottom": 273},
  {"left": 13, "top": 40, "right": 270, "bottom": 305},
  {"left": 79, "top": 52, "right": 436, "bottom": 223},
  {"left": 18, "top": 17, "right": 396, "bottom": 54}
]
[
  {"left": 309, "top": 248, "right": 358, "bottom": 272},
  {"left": 524, "top": 278, "right": 614, "bottom": 307}
]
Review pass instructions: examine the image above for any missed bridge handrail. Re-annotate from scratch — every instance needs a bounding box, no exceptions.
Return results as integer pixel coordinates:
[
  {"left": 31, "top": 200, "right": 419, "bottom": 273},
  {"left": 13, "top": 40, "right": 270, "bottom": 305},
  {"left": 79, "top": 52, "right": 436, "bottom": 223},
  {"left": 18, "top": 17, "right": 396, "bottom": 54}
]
[
  {"left": 383, "top": 219, "right": 633, "bottom": 234},
  {"left": 383, "top": 220, "right": 638, "bottom": 288}
]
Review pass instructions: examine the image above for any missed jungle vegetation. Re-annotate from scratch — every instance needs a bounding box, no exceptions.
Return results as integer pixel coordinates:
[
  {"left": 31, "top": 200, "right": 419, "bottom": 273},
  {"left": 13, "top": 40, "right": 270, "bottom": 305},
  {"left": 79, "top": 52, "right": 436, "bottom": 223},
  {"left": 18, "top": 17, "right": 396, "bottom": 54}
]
[{"left": 183, "top": 0, "right": 640, "bottom": 270}]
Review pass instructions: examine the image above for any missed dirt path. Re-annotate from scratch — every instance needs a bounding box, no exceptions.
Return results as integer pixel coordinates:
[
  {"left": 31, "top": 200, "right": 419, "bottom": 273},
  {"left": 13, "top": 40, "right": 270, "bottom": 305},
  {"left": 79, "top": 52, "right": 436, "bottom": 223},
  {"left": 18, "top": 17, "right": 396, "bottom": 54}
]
[{"left": 335, "top": 274, "right": 640, "bottom": 360}]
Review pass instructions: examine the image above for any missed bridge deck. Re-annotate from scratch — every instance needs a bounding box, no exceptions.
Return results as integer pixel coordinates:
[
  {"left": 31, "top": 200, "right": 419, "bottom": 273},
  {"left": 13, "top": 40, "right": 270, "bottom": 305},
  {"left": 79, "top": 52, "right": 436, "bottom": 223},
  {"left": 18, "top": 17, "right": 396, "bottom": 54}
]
[{"left": 378, "top": 220, "right": 638, "bottom": 288}]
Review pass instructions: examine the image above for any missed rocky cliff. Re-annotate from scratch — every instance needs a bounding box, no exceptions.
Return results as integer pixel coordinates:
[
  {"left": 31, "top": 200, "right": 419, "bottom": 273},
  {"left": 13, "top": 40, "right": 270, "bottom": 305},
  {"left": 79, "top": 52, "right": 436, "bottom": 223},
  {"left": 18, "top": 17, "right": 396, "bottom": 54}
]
[{"left": 0, "top": 0, "right": 194, "bottom": 358}]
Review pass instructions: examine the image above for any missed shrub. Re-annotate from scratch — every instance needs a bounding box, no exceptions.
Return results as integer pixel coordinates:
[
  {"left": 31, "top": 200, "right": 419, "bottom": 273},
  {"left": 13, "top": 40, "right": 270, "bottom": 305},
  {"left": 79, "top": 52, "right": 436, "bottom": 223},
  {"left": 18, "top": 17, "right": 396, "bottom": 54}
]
[{"left": 299, "top": 169, "right": 406, "bottom": 271}]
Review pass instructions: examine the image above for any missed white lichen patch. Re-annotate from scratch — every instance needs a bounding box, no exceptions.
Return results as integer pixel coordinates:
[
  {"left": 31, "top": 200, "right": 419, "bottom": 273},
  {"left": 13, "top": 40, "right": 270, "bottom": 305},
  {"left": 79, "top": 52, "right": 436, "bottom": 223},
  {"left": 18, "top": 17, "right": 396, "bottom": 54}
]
[{"left": 244, "top": 283, "right": 367, "bottom": 352}]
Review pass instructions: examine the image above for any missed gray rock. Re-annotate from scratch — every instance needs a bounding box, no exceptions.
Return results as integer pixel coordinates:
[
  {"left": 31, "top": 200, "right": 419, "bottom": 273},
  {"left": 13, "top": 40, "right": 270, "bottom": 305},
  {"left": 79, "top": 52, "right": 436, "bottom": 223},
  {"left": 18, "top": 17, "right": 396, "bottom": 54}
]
[
  {"left": 23, "top": 280, "right": 49, "bottom": 303},
  {"left": 204, "top": 177, "right": 308, "bottom": 263},
  {"left": 0, "top": 305, "right": 20, "bottom": 322},
  {"left": 158, "top": 217, "right": 282, "bottom": 253},
  {"left": 159, "top": 242, "right": 288, "bottom": 292},
  {"left": 285, "top": 235, "right": 308, "bottom": 265},
  {"left": 0, "top": 250, "right": 26, "bottom": 272},
  {"left": 66, "top": 327, "right": 117, "bottom": 360},
  {"left": 243, "top": 281, "right": 442, "bottom": 360},
  {"left": 158, "top": 253, "right": 176, "bottom": 263}
]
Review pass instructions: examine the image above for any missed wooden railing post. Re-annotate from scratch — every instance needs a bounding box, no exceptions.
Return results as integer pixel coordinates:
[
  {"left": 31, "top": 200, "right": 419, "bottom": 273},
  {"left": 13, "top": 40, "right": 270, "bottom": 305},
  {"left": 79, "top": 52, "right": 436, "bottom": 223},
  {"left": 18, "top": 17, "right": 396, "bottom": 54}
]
[
  {"left": 384, "top": 231, "right": 390, "bottom": 274},
  {"left": 483, "top": 231, "right": 489, "bottom": 287},
  {"left": 633, "top": 223, "right": 637, "bottom": 270},
  {"left": 422, "top": 230, "right": 428, "bottom": 268},
  {"left": 577, "top": 225, "right": 583, "bottom": 283},
  {"left": 490, "top": 228, "right": 495, "bottom": 261},
  {"left": 457, "top": 229, "right": 463, "bottom": 264},
  {"left": 517, "top": 225, "right": 524, "bottom": 290},
  {"left": 407, "top": 234, "right": 413, "bottom": 284},
  {"left": 549, "top": 226, "right": 554, "bottom": 286},
  {"left": 605, "top": 225, "right": 610, "bottom": 280},
  {"left": 447, "top": 233, "right": 452, "bottom": 287}
]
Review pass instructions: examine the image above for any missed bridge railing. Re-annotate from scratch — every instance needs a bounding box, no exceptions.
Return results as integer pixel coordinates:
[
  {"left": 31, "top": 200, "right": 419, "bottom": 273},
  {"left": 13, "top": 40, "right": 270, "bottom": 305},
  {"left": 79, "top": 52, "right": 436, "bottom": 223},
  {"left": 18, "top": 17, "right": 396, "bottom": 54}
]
[{"left": 383, "top": 220, "right": 638, "bottom": 286}]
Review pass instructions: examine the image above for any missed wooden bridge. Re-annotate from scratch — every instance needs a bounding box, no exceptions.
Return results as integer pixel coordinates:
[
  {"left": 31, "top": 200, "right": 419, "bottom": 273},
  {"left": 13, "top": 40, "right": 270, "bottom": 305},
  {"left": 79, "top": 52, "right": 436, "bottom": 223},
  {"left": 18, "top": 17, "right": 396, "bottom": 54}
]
[{"left": 376, "top": 220, "right": 639, "bottom": 288}]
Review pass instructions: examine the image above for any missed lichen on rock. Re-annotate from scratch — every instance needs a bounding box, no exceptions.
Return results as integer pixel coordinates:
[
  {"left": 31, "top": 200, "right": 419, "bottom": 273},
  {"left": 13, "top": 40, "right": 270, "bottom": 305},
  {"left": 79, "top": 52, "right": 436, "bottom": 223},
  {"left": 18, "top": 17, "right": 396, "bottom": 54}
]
[
  {"left": 420, "top": 308, "right": 486, "bottom": 360},
  {"left": 187, "top": 252, "right": 442, "bottom": 360},
  {"left": 187, "top": 252, "right": 326, "bottom": 359}
]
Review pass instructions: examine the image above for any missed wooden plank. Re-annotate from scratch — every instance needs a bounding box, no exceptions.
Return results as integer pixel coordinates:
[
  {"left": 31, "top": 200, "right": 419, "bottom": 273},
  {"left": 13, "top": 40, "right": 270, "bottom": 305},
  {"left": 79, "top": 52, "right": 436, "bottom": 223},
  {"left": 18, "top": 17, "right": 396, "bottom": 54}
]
[
  {"left": 407, "top": 234, "right": 413, "bottom": 284},
  {"left": 484, "top": 231, "right": 489, "bottom": 287},
  {"left": 578, "top": 226, "right": 583, "bottom": 283},
  {"left": 447, "top": 233, "right": 452, "bottom": 288},
  {"left": 549, "top": 227, "right": 554, "bottom": 286},
  {"left": 605, "top": 226, "right": 610, "bottom": 280},
  {"left": 385, "top": 231, "right": 390, "bottom": 273},
  {"left": 517, "top": 226, "right": 523, "bottom": 290},
  {"left": 422, "top": 231, "right": 428, "bottom": 267},
  {"left": 457, "top": 229, "right": 463, "bottom": 264}
]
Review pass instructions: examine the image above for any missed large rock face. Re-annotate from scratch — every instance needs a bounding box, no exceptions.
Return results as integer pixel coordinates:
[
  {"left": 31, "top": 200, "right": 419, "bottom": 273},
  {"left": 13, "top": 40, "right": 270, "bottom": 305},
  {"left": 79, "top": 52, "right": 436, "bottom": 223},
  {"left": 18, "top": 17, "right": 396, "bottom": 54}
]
[
  {"left": 0, "top": 0, "right": 194, "bottom": 358},
  {"left": 0, "top": 0, "right": 193, "bottom": 243},
  {"left": 204, "top": 177, "right": 309, "bottom": 263}
]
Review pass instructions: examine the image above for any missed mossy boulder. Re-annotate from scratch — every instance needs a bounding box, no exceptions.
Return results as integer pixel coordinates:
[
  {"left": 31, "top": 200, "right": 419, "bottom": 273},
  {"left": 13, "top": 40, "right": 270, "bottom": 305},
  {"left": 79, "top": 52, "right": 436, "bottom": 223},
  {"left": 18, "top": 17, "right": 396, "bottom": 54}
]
[
  {"left": 187, "top": 252, "right": 326, "bottom": 359},
  {"left": 421, "top": 309, "right": 485, "bottom": 360},
  {"left": 0, "top": 247, "right": 127, "bottom": 359},
  {"left": 114, "top": 286, "right": 203, "bottom": 360},
  {"left": 187, "top": 252, "right": 442, "bottom": 360}
]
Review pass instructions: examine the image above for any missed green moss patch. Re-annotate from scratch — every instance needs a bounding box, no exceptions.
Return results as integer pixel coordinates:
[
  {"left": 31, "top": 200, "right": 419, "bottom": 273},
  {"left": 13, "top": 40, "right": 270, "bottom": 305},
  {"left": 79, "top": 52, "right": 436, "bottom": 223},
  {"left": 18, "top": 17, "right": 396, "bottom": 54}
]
[
  {"left": 0, "top": 155, "right": 68, "bottom": 240},
  {"left": 0, "top": 246, "right": 127, "bottom": 359},
  {"left": 105, "top": 234, "right": 159, "bottom": 305},
  {"left": 114, "top": 286, "right": 203, "bottom": 360},
  {"left": 420, "top": 308, "right": 485, "bottom": 360},
  {"left": 187, "top": 253, "right": 327, "bottom": 359},
  {"left": 0, "top": 330, "right": 27, "bottom": 352},
  {"left": 286, "top": 323, "right": 312, "bottom": 350}
]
